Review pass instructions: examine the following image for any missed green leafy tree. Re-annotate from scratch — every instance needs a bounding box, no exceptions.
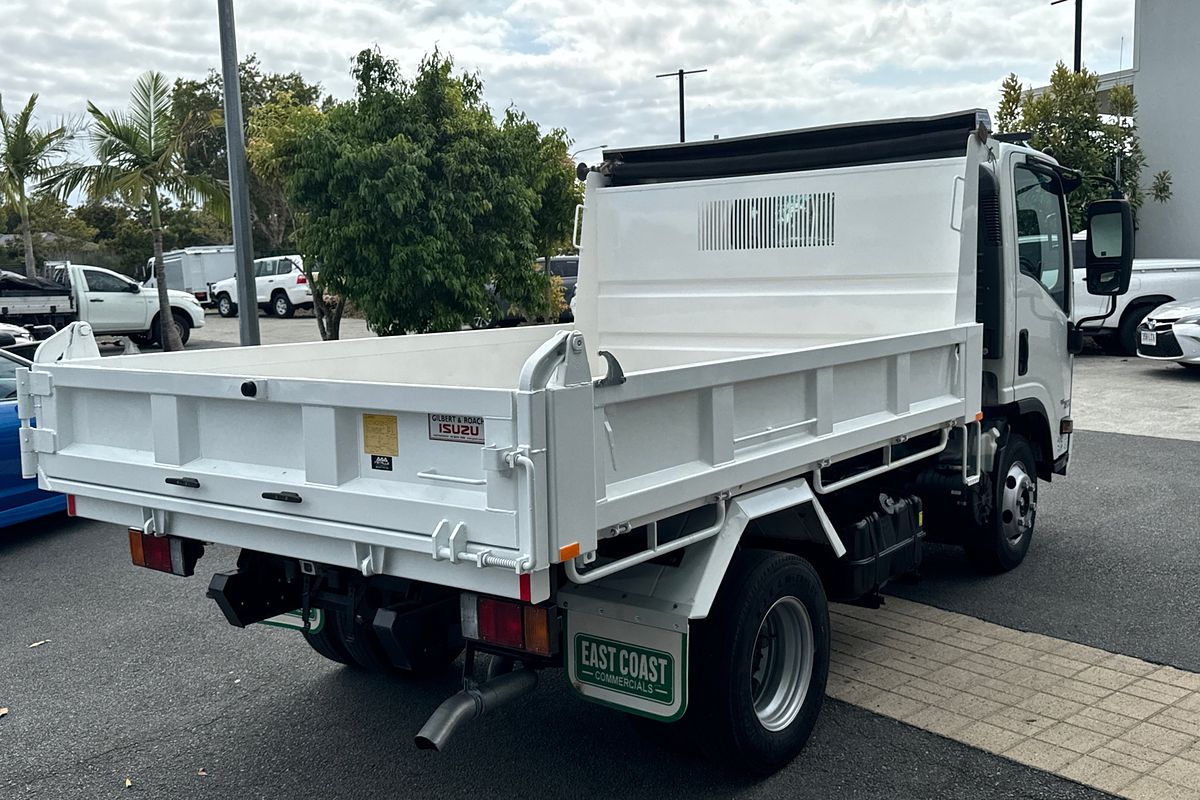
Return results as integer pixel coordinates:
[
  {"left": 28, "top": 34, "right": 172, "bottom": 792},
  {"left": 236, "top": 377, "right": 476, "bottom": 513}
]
[
  {"left": 173, "top": 55, "right": 322, "bottom": 254},
  {"left": 274, "top": 48, "right": 570, "bottom": 336},
  {"left": 499, "top": 111, "right": 583, "bottom": 318},
  {"left": 54, "top": 72, "right": 228, "bottom": 350},
  {"left": 246, "top": 92, "right": 344, "bottom": 338},
  {"left": 996, "top": 64, "right": 1171, "bottom": 227},
  {"left": 0, "top": 93, "right": 72, "bottom": 276}
]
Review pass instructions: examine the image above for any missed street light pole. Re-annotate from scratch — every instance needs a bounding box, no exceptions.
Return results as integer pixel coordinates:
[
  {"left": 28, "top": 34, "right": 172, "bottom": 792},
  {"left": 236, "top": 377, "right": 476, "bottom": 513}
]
[
  {"left": 655, "top": 68, "right": 707, "bottom": 142},
  {"left": 569, "top": 144, "right": 608, "bottom": 160},
  {"left": 1051, "top": 0, "right": 1083, "bottom": 72},
  {"left": 216, "top": 0, "right": 260, "bottom": 346}
]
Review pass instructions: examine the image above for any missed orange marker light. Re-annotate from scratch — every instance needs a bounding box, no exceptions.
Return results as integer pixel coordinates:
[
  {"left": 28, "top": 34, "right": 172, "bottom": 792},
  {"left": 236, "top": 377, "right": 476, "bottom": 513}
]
[
  {"left": 558, "top": 542, "right": 581, "bottom": 561},
  {"left": 128, "top": 528, "right": 146, "bottom": 567},
  {"left": 523, "top": 606, "right": 552, "bottom": 656}
]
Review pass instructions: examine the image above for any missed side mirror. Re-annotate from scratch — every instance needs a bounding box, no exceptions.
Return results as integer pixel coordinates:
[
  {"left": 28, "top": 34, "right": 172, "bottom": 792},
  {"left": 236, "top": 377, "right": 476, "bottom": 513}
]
[
  {"left": 128, "top": 283, "right": 141, "bottom": 293},
  {"left": 1084, "top": 199, "right": 1134, "bottom": 296}
]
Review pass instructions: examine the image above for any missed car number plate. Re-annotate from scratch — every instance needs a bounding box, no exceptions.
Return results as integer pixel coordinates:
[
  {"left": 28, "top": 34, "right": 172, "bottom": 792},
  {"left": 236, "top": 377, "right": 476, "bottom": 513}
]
[{"left": 1141, "top": 330, "right": 1157, "bottom": 346}]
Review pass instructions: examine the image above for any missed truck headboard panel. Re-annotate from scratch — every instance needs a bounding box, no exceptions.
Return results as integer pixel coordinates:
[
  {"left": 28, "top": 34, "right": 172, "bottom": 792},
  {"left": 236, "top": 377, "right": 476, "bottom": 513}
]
[{"left": 576, "top": 158, "right": 969, "bottom": 375}]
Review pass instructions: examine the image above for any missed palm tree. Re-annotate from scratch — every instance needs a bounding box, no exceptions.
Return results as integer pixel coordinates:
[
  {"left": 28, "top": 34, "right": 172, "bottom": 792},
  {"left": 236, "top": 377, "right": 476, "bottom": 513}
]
[
  {"left": 0, "top": 93, "right": 72, "bottom": 277},
  {"left": 54, "top": 72, "right": 227, "bottom": 350}
]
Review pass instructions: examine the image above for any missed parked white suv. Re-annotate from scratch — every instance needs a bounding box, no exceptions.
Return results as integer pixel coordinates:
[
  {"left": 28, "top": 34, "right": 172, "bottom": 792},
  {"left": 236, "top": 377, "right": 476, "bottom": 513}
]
[
  {"left": 212, "top": 255, "right": 313, "bottom": 319},
  {"left": 1071, "top": 237, "right": 1200, "bottom": 355},
  {"left": 1136, "top": 299, "right": 1200, "bottom": 370}
]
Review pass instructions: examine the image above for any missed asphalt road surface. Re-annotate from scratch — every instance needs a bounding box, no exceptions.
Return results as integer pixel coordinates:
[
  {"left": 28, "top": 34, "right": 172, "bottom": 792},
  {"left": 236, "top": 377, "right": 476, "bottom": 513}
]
[
  {"left": 8, "top": 325, "right": 1197, "bottom": 798},
  {"left": 6, "top": 429, "right": 1183, "bottom": 798}
]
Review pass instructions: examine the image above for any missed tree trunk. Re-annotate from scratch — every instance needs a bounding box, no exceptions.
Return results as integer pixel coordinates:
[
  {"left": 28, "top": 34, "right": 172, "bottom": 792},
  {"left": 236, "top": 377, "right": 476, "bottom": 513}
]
[
  {"left": 19, "top": 193, "right": 36, "bottom": 278},
  {"left": 308, "top": 266, "right": 343, "bottom": 341},
  {"left": 328, "top": 296, "right": 344, "bottom": 340},
  {"left": 151, "top": 196, "right": 184, "bottom": 351}
]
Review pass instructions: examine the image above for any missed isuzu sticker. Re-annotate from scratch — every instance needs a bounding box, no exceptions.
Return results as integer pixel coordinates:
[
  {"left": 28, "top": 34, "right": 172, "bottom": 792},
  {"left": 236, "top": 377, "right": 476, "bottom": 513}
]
[
  {"left": 362, "top": 413, "right": 399, "bottom": 456},
  {"left": 428, "top": 414, "right": 484, "bottom": 444},
  {"left": 575, "top": 634, "right": 674, "bottom": 704}
]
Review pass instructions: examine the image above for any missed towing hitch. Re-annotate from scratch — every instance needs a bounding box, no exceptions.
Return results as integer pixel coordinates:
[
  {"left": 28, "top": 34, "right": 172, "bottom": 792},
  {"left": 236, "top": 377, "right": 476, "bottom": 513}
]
[{"left": 414, "top": 668, "right": 538, "bottom": 751}]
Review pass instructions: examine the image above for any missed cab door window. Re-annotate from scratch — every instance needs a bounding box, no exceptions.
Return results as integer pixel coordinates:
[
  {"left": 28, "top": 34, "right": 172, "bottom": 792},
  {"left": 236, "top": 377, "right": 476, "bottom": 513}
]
[
  {"left": 1014, "top": 165, "right": 1069, "bottom": 311},
  {"left": 83, "top": 270, "right": 132, "bottom": 292}
]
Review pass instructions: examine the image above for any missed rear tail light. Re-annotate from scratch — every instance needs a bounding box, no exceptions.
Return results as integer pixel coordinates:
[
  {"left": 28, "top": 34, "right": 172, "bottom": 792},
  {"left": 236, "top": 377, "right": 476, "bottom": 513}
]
[
  {"left": 460, "top": 593, "right": 557, "bottom": 656},
  {"left": 295, "top": 272, "right": 307, "bottom": 285},
  {"left": 128, "top": 529, "right": 203, "bottom": 576},
  {"left": 66, "top": 494, "right": 76, "bottom": 517},
  {"left": 195, "top": 291, "right": 208, "bottom": 302}
]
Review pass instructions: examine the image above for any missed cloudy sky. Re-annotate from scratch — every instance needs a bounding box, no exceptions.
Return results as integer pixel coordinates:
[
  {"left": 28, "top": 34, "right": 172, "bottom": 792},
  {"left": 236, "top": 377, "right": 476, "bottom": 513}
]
[{"left": 1, "top": 0, "right": 1135, "bottom": 154}]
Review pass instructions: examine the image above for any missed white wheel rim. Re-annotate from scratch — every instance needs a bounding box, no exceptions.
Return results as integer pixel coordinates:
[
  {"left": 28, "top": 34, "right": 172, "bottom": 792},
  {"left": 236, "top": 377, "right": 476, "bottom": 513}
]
[{"left": 751, "top": 595, "right": 815, "bottom": 732}]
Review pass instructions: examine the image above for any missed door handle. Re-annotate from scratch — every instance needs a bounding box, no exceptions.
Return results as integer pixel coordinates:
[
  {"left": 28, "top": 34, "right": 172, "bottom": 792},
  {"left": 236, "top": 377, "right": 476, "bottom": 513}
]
[
  {"left": 165, "top": 476, "right": 200, "bottom": 488},
  {"left": 262, "top": 491, "right": 302, "bottom": 504},
  {"left": 90, "top": 298, "right": 104, "bottom": 303},
  {"left": 1018, "top": 329, "right": 1029, "bottom": 376}
]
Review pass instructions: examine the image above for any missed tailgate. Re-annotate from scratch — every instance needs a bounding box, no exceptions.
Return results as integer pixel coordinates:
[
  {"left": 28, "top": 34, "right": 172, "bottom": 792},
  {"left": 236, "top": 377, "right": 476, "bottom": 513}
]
[{"left": 20, "top": 357, "right": 551, "bottom": 599}]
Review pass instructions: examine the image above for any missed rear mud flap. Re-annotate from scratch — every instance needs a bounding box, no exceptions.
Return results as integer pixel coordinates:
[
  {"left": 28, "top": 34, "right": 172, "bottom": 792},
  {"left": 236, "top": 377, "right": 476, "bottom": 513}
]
[{"left": 565, "top": 606, "right": 688, "bottom": 721}]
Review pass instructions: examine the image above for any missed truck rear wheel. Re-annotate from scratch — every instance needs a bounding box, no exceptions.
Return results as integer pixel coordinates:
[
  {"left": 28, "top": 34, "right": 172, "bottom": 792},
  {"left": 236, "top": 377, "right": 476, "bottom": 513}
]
[
  {"left": 302, "top": 611, "right": 355, "bottom": 666},
  {"left": 964, "top": 433, "right": 1037, "bottom": 572},
  {"left": 334, "top": 608, "right": 398, "bottom": 672},
  {"left": 686, "top": 550, "right": 829, "bottom": 774}
]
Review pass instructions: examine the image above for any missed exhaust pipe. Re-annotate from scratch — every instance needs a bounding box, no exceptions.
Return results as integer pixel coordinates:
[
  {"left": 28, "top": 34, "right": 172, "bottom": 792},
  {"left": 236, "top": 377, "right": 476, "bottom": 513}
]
[{"left": 415, "top": 668, "right": 538, "bottom": 751}]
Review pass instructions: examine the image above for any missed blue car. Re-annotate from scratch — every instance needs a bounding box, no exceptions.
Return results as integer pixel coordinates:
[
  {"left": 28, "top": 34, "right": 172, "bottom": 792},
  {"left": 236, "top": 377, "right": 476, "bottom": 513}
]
[{"left": 0, "top": 349, "right": 67, "bottom": 526}]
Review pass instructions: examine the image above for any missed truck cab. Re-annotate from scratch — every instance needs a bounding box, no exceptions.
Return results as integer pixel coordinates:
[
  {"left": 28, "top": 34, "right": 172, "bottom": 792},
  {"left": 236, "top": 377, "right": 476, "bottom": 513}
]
[{"left": 976, "top": 140, "right": 1077, "bottom": 479}]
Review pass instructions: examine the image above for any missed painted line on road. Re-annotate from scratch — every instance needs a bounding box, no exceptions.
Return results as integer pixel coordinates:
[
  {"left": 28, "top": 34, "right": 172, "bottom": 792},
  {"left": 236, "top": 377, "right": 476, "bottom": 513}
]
[{"left": 829, "top": 597, "right": 1200, "bottom": 799}]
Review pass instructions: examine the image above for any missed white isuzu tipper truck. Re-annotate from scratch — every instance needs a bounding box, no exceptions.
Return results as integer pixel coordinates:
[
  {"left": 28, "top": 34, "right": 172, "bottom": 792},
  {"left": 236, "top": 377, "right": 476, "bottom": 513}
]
[{"left": 19, "top": 111, "right": 1134, "bottom": 773}]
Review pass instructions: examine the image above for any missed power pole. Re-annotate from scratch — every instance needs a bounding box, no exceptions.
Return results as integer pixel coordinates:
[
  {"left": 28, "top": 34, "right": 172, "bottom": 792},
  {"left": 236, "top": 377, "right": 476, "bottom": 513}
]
[
  {"left": 1051, "top": 0, "right": 1083, "bottom": 72},
  {"left": 655, "top": 68, "right": 707, "bottom": 142},
  {"left": 216, "top": 0, "right": 260, "bottom": 346}
]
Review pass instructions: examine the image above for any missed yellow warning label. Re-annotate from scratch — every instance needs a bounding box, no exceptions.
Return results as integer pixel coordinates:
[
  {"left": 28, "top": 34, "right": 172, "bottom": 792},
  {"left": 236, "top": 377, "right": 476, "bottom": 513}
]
[{"left": 362, "top": 414, "right": 398, "bottom": 456}]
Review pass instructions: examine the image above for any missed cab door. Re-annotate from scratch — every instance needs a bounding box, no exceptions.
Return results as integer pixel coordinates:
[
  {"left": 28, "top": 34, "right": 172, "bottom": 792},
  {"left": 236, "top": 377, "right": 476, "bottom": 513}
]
[
  {"left": 79, "top": 268, "right": 150, "bottom": 333},
  {"left": 1008, "top": 157, "right": 1073, "bottom": 463}
]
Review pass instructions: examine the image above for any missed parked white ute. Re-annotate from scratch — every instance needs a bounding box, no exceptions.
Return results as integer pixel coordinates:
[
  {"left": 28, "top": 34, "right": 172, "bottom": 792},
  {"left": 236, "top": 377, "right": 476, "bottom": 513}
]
[
  {"left": 211, "top": 255, "right": 313, "bottom": 319},
  {"left": 1136, "top": 299, "right": 1200, "bottom": 369},
  {"left": 52, "top": 264, "right": 205, "bottom": 346}
]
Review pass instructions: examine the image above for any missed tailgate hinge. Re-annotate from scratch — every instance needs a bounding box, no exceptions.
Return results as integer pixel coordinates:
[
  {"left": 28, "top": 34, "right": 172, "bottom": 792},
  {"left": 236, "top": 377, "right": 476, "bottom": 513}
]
[
  {"left": 19, "top": 426, "right": 57, "bottom": 455},
  {"left": 16, "top": 368, "right": 52, "bottom": 421}
]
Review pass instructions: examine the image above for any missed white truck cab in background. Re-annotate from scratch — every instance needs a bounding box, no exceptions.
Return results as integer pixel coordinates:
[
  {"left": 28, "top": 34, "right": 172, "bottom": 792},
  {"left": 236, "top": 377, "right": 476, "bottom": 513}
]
[
  {"left": 20, "top": 111, "right": 1136, "bottom": 774},
  {"left": 145, "top": 245, "right": 236, "bottom": 306}
]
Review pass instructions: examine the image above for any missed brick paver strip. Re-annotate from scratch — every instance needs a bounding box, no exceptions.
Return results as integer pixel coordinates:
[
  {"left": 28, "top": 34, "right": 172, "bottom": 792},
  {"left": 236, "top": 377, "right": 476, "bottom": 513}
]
[{"left": 829, "top": 598, "right": 1200, "bottom": 799}]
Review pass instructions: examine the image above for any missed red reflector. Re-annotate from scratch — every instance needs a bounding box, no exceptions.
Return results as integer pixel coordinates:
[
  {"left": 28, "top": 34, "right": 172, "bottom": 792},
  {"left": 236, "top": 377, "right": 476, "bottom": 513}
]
[
  {"left": 66, "top": 494, "right": 76, "bottom": 517},
  {"left": 296, "top": 273, "right": 307, "bottom": 284},
  {"left": 478, "top": 598, "right": 524, "bottom": 649},
  {"left": 519, "top": 573, "right": 532, "bottom": 603},
  {"left": 141, "top": 534, "right": 174, "bottom": 573}
]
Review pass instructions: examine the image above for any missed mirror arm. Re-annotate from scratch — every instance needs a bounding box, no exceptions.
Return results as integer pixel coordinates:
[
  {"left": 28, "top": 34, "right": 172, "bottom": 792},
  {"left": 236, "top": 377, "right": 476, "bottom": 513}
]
[
  {"left": 1074, "top": 295, "right": 1119, "bottom": 331},
  {"left": 1079, "top": 173, "right": 1126, "bottom": 199}
]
